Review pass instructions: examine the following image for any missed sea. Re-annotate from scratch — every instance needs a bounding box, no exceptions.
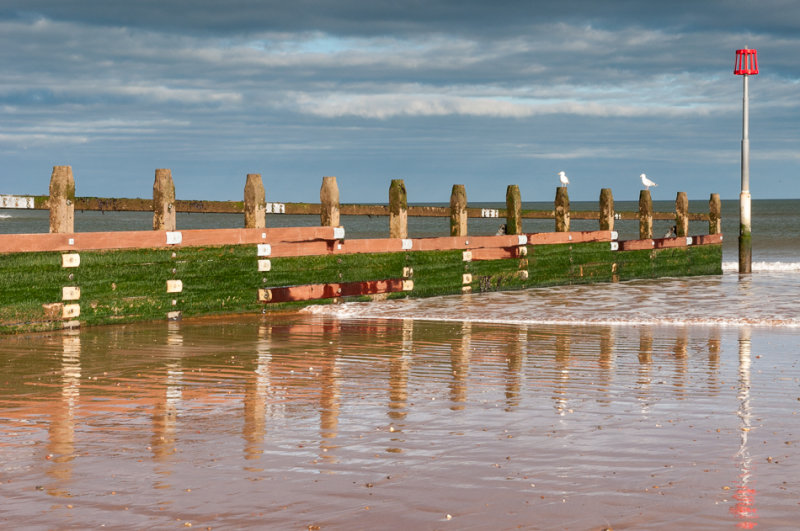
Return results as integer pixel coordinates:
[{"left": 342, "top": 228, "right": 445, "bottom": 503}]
[{"left": 1, "top": 199, "right": 798, "bottom": 529}]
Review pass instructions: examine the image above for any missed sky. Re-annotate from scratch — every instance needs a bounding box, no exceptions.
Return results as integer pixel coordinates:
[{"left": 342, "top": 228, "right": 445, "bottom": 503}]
[{"left": 1, "top": 1, "right": 798, "bottom": 204}]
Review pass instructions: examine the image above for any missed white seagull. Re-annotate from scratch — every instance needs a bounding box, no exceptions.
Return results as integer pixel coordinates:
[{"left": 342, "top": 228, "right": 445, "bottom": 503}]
[
  {"left": 640, "top": 173, "right": 657, "bottom": 190},
  {"left": 558, "top": 171, "right": 570, "bottom": 187}
]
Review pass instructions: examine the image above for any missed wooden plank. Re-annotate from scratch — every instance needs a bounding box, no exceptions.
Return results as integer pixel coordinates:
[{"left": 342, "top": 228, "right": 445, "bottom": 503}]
[
  {"left": 692, "top": 233, "right": 723, "bottom": 245},
  {"left": 264, "top": 278, "right": 407, "bottom": 303},
  {"left": 0, "top": 226, "right": 339, "bottom": 254},
  {"left": 618, "top": 239, "right": 656, "bottom": 251},
  {"left": 653, "top": 237, "right": 689, "bottom": 249},
  {"left": 528, "top": 230, "right": 614, "bottom": 245},
  {"left": 469, "top": 248, "right": 517, "bottom": 261},
  {"left": 617, "top": 233, "right": 721, "bottom": 252}
]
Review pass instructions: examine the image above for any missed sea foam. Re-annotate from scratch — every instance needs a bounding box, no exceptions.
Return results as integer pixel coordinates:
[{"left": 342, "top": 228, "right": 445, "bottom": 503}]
[{"left": 722, "top": 261, "right": 800, "bottom": 272}]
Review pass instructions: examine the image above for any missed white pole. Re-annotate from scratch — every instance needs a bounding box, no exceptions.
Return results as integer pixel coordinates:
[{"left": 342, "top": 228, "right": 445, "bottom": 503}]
[{"left": 739, "top": 73, "right": 752, "bottom": 273}]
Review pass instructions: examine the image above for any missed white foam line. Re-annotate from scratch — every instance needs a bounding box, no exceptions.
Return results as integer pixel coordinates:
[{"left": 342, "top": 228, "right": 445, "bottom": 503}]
[
  {"left": 723, "top": 261, "right": 800, "bottom": 272},
  {"left": 302, "top": 305, "right": 800, "bottom": 329}
]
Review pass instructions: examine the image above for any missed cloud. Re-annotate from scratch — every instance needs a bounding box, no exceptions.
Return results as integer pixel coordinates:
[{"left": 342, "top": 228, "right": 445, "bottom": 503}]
[
  {"left": 0, "top": 2, "right": 799, "bottom": 201},
  {"left": 288, "top": 91, "right": 724, "bottom": 120}
]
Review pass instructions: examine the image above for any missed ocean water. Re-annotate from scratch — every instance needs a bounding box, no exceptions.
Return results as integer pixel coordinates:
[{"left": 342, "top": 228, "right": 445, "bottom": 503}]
[{"left": 1, "top": 199, "right": 799, "bottom": 528}]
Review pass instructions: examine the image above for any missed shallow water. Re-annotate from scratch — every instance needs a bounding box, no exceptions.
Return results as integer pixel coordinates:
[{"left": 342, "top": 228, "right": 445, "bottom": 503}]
[
  {"left": 308, "top": 269, "right": 800, "bottom": 328},
  {"left": 2, "top": 199, "right": 800, "bottom": 528},
  {"left": 1, "top": 315, "right": 799, "bottom": 529}
]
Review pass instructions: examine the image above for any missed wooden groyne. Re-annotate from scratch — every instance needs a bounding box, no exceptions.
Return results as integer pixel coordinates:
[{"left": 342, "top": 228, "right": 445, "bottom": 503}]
[
  {"left": 3, "top": 170, "right": 714, "bottom": 223},
  {"left": 0, "top": 167, "right": 723, "bottom": 334}
]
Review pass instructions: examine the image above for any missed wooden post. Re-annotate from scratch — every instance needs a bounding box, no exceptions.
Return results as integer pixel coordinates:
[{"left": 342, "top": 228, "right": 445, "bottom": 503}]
[
  {"left": 505, "top": 185, "right": 522, "bottom": 235},
  {"left": 389, "top": 179, "right": 408, "bottom": 238},
  {"left": 244, "top": 173, "right": 266, "bottom": 229},
  {"left": 599, "top": 188, "right": 614, "bottom": 231},
  {"left": 48, "top": 165, "right": 75, "bottom": 233},
  {"left": 675, "top": 191, "right": 689, "bottom": 237},
  {"left": 555, "top": 186, "right": 570, "bottom": 232},
  {"left": 450, "top": 184, "right": 468, "bottom": 236},
  {"left": 320, "top": 176, "right": 340, "bottom": 227},
  {"left": 638, "top": 190, "right": 653, "bottom": 239},
  {"left": 709, "top": 193, "right": 722, "bottom": 235},
  {"left": 153, "top": 169, "right": 176, "bottom": 231}
]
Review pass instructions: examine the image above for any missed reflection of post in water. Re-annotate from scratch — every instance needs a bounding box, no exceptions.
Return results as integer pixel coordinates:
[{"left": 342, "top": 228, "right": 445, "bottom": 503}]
[
  {"left": 672, "top": 327, "right": 689, "bottom": 399},
  {"left": 318, "top": 321, "right": 341, "bottom": 463},
  {"left": 597, "top": 326, "right": 615, "bottom": 404},
  {"left": 731, "top": 327, "right": 757, "bottom": 528},
  {"left": 552, "top": 332, "right": 571, "bottom": 415},
  {"left": 599, "top": 326, "right": 615, "bottom": 371},
  {"left": 243, "top": 324, "right": 273, "bottom": 462},
  {"left": 449, "top": 322, "right": 471, "bottom": 410},
  {"left": 707, "top": 327, "right": 721, "bottom": 393},
  {"left": 47, "top": 331, "right": 81, "bottom": 495},
  {"left": 503, "top": 327, "right": 525, "bottom": 411},
  {"left": 152, "top": 323, "right": 183, "bottom": 466},
  {"left": 637, "top": 326, "right": 653, "bottom": 411},
  {"left": 388, "top": 319, "right": 413, "bottom": 421}
]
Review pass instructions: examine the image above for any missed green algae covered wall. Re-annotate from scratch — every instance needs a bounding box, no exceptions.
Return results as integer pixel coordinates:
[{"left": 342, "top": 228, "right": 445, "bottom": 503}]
[{"left": 0, "top": 241, "right": 722, "bottom": 334}]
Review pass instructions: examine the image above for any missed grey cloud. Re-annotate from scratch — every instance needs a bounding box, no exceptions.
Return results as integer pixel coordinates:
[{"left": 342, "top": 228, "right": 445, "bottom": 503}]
[{"left": 0, "top": 1, "right": 797, "bottom": 202}]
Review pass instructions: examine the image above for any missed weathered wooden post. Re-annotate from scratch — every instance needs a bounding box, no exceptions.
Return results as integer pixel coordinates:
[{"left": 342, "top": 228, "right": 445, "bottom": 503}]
[
  {"left": 505, "top": 185, "right": 522, "bottom": 235},
  {"left": 153, "top": 169, "right": 176, "bottom": 231},
  {"left": 450, "top": 184, "right": 468, "bottom": 236},
  {"left": 709, "top": 193, "right": 722, "bottom": 235},
  {"left": 389, "top": 179, "right": 408, "bottom": 238},
  {"left": 555, "top": 186, "right": 570, "bottom": 232},
  {"left": 638, "top": 190, "right": 653, "bottom": 239},
  {"left": 599, "top": 188, "right": 614, "bottom": 231},
  {"left": 244, "top": 173, "right": 266, "bottom": 229},
  {"left": 320, "top": 176, "right": 340, "bottom": 227},
  {"left": 49, "top": 165, "right": 75, "bottom": 233},
  {"left": 675, "top": 191, "right": 689, "bottom": 237}
]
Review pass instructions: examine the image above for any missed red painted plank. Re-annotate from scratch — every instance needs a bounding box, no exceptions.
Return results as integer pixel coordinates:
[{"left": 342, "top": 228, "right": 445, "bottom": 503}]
[
  {"left": 337, "top": 239, "right": 406, "bottom": 254},
  {"left": 617, "top": 233, "right": 722, "bottom": 252},
  {"left": 653, "top": 237, "right": 689, "bottom": 249},
  {"left": 469, "top": 248, "right": 517, "bottom": 261},
  {"left": 618, "top": 239, "right": 656, "bottom": 251},
  {"left": 691, "top": 233, "right": 723, "bottom": 245},
  {"left": 528, "top": 230, "right": 614, "bottom": 245},
  {"left": 263, "top": 278, "right": 407, "bottom": 303},
  {"left": 0, "top": 226, "right": 339, "bottom": 254}
]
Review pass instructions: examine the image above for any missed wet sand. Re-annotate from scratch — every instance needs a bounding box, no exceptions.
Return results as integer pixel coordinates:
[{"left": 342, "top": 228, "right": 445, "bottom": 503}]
[{"left": 1, "top": 314, "right": 798, "bottom": 529}]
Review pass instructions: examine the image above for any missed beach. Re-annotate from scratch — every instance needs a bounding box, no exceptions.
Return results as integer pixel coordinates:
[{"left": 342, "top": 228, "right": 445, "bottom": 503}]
[{"left": 1, "top": 199, "right": 799, "bottom": 529}]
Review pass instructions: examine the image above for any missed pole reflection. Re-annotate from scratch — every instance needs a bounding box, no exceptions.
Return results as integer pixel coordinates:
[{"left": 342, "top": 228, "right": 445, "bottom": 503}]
[
  {"left": 597, "top": 326, "right": 615, "bottom": 404},
  {"left": 552, "top": 332, "right": 571, "bottom": 415},
  {"left": 707, "top": 327, "right": 721, "bottom": 393},
  {"left": 242, "top": 324, "right": 272, "bottom": 464},
  {"left": 388, "top": 319, "right": 412, "bottom": 421},
  {"left": 503, "top": 327, "right": 525, "bottom": 411},
  {"left": 672, "top": 327, "right": 688, "bottom": 399},
  {"left": 449, "top": 321, "right": 471, "bottom": 410},
  {"left": 637, "top": 326, "right": 653, "bottom": 413},
  {"left": 46, "top": 330, "right": 81, "bottom": 497},
  {"left": 731, "top": 326, "right": 757, "bottom": 529},
  {"left": 318, "top": 321, "right": 341, "bottom": 464},
  {"left": 151, "top": 322, "right": 184, "bottom": 488}
]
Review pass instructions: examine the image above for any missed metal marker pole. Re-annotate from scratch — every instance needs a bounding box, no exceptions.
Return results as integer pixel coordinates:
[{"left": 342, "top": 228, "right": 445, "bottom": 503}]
[{"left": 739, "top": 72, "right": 752, "bottom": 273}]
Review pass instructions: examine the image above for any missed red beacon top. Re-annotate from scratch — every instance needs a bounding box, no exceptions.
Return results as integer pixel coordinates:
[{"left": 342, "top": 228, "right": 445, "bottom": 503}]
[{"left": 734, "top": 48, "right": 759, "bottom": 75}]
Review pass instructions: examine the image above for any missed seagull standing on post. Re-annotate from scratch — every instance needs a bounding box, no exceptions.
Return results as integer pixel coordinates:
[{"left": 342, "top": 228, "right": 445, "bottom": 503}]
[
  {"left": 558, "top": 171, "right": 569, "bottom": 187},
  {"left": 640, "top": 173, "right": 657, "bottom": 190}
]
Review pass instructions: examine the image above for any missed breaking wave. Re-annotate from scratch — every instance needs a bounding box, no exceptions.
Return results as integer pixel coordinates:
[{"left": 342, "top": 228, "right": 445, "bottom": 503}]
[
  {"left": 304, "top": 303, "right": 800, "bottom": 328},
  {"left": 722, "top": 261, "right": 800, "bottom": 272}
]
